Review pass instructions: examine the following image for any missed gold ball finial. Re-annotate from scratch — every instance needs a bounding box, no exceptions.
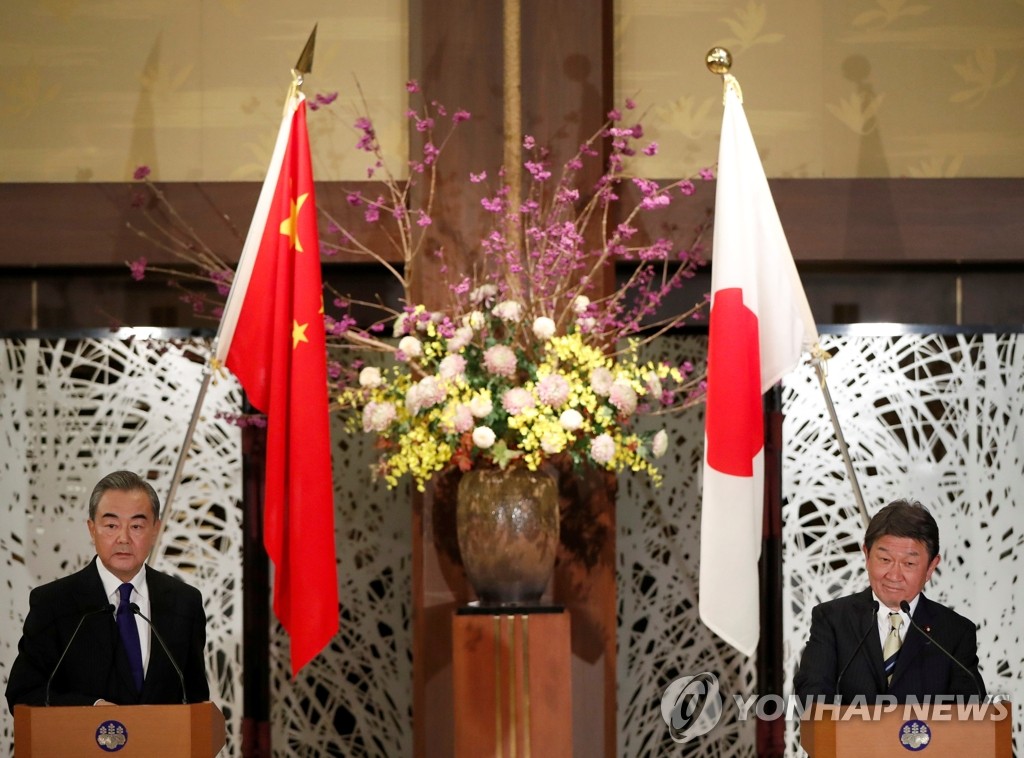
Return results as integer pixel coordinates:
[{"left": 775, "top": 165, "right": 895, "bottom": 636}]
[{"left": 705, "top": 47, "right": 732, "bottom": 75}]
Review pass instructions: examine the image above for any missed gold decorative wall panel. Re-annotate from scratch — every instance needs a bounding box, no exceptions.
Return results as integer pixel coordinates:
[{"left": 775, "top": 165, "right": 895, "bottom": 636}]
[
  {"left": 0, "top": 1, "right": 407, "bottom": 182},
  {"left": 616, "top": 0, "right": 1024, "bottom": 178}
]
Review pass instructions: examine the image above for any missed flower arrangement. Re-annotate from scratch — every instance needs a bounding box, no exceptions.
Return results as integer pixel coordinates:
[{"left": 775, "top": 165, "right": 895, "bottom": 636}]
[{"left": 128, "top": 82, "right": 712, "bottom": 492}]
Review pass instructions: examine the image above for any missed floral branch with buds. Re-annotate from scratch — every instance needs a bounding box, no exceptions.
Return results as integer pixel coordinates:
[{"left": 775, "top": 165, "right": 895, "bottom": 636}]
[{"left": 127, "top": 83, "right": 714, "bottom": 491}]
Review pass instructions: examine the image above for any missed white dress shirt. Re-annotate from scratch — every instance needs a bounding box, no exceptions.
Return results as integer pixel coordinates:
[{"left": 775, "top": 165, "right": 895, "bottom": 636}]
[
  {"left": 95, "top": 559, "right": 152, "bottom": 676},
  {"left": 873, "top": 592, "right": 919, "bottom": 650}
]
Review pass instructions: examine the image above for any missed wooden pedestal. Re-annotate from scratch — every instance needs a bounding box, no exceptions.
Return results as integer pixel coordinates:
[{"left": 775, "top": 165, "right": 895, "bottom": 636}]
[{"left": 452, "top": 607, "right": 572, "bottom": 757}]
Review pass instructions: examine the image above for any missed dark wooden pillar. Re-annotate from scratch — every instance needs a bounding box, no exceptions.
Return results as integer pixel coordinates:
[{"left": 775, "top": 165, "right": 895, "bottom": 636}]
[
  {"left": 408, "top": 6, "right": 503, "bottom": 755},
  {"left": 409, "top": 3, "right": 616, "bottom": 756},
  {"left": 759, "top": 387, "right": 785, "bottom": 757},
  {"left": 241, "top": 416, "right": 271, "bottom": 757}
]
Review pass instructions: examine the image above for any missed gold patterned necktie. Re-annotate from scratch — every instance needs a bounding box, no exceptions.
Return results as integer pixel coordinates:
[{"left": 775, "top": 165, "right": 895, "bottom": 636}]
[{"left": 883, "top": 612, "right": 904, "bottom": 686}]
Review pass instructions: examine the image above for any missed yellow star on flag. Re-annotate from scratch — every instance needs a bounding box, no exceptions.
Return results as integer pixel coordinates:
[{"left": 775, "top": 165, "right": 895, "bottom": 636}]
[
  {"left": 280, "top": 192, "right": 309, "bottom": 252},
  {"left": 292, "top": 319, "right": 309, "bottom": 349}
]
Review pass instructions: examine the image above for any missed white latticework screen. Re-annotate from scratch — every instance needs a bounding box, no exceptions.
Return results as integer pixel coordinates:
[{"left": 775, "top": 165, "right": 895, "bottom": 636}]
[
  {"left": 618, "top": 334, "right": 757, "bottom": 758},
  {"left": 269, "top": 414, "right": 413, "bottom": 757},
  {"left": 0, "top": 333, "right": 243, "bottom": 755},
  {"left": 782, "top": 330, "right": 1024, "bottom": 756}
]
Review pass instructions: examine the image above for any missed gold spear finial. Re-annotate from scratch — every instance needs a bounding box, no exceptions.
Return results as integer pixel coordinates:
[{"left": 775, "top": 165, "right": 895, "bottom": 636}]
[
  {"left": 287, "top": 24, "right": 318, "bottom": 105},
  {"left": 294, "top": 24, "right": 318, "bottom": 77},
  {"left": 705, "top": 46, "right": 742, "bottom": 103}
]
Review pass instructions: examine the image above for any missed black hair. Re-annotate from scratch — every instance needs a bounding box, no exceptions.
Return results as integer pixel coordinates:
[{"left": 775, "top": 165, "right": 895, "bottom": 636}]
[{"left": 864, "top": 499, "right": 939, "bottom": 561}]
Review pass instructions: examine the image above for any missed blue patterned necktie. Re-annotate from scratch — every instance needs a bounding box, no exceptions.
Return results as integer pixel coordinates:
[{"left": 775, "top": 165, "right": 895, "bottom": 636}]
[{"left": 117, "top": 582, "right": 144, "bottom": 692}]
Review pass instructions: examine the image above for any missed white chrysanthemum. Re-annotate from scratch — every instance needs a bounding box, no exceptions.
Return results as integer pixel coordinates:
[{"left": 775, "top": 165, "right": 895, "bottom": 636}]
[
  {"left": 358, "top": 366, "right": 383, "bottom": 389},
  {"left": 392, "top": 312, "right": 410, "bottom": 337},
  {"left": 559, "top": 409, "right": 583, "bottom": 431},
  {"left": 469, "top": 393, "right": 494, "bottom": 418},
  {"left": 472, "top": 426, "right": 496, "bottom": 449},
  {"left": 652, "top": 429, "right": 668, "bottom": 458},
  {"left": 645, "top": 371, "right": 663, "bottom": 400},
  {"left": 493, "top": 300, "right": 523, "bottom": 323},
  {"left": 532, "top": 316, "right": 556, "bottom": 341},
  {"left": 573, "top": 295, "right": 590, "bottom": 314},
  {"left": 470, "top": 284, "right": 498, "bottom": 304},
  {"left": 398, "top": 335, "right": 422, "bottom": 359}
]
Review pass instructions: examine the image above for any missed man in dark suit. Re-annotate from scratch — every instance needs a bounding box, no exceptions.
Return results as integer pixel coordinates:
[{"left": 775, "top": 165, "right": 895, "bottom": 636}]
[
  {"left": 5, "top": 471, "right": 210, "bottom": 710},
  {"left": 794, "top": 499, "right": 985, "bottom": 702}
]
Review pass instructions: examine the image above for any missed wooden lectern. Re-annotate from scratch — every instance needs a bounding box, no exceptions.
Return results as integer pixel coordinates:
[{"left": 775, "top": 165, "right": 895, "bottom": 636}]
[
  {"left": 800, "top": 701, "right": 1012, "bottom": 758},
  {"left": 452, "top": 606, "right": 572, "bottom": 757},
  {"left": 14, "top": 701, "right": 226, "bottom": 757}
]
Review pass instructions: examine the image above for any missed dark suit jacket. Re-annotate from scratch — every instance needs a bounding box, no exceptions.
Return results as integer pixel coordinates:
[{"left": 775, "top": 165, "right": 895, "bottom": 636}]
[
  {"left": 5, "top": 558, "right": 210, "bottom": 711},
  {"left": 793, "top": 588, "right": 985, "bottom": 702}
]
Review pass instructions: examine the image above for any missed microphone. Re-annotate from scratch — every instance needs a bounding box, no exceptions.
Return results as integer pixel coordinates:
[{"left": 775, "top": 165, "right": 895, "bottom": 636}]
[
  {"left": 46, "top": 604, "right": 115, "bottom": 706},
  {"left": 835, "top": 600, "right": 878, "bottom": 697},
  {"left": 899, "top": 600, "right": 982, "bottom": 698},
  {"left": 129, "top": 603, "right": 188, "bottom": 704}
]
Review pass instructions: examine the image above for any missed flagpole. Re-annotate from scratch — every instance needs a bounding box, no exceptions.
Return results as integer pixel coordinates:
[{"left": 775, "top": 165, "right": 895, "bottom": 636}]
[
  {"left": 151, "top": 367, "right": 215, "bottom": 559},
  {"left": 812, "top": 357, "right": 870, "bottom": 527},
  {"left": 153, "top": 259, "right": 241, "bottom": 560},
  {"left": 150, "top": 24, "right": 320, "bottom": 562}
]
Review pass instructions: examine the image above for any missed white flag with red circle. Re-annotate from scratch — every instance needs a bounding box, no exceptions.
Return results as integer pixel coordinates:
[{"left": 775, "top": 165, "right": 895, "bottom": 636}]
[{"left": 699, "top": 83, "right": 818, "bottom": 656}]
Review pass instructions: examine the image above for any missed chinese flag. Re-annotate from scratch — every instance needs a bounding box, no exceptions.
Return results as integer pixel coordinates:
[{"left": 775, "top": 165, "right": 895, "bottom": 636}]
[
  {"left": 215, "top": 90, "right": 338, "bottom": 675},
  {"left": 699, "top": 82, "right": 817, "bottom": 656}
]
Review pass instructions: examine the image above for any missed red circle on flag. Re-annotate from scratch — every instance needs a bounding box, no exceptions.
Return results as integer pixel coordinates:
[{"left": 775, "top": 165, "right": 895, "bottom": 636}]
[{"left": 705, "top": 287, "right": 763, "bottom": 476}]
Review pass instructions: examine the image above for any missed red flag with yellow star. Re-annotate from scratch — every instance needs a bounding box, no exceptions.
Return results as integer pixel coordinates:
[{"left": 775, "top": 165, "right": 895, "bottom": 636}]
[{"left": 215, "top": 90, "right": 337, "bottom": 676}]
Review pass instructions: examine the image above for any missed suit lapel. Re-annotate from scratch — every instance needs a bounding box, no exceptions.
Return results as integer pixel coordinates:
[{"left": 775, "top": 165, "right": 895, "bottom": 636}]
[
  {"left": 864, "top": 622, "right": 886, "bottom": 693},
  {"left": 853, "top": 589, "right": 887, "bottom": 694},
  {"left": 141, "top": 566, "right": 177, "bottom": 703},
  {"left": 888, "top": 594, "right": 933, "bottom": 690},
  {"left": 74, "top": 561, "right": 119, "bottom": 679}
]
